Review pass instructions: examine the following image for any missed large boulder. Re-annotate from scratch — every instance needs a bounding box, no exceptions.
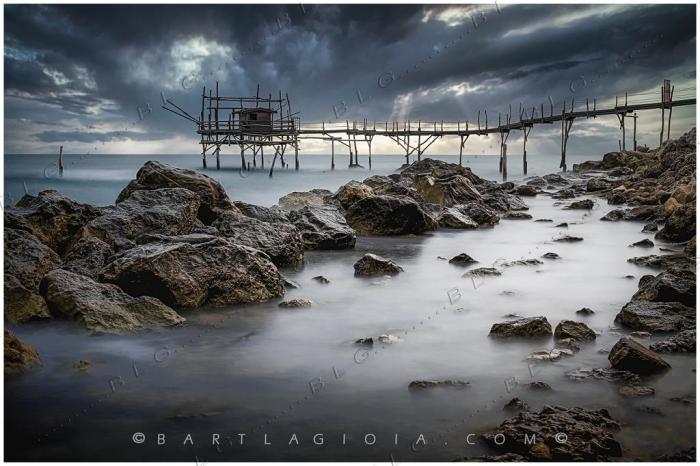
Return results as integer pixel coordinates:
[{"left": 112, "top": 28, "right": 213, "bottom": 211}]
[
  {"left": 481, "top": 405, "right": 621, "bottom": 461},
  {"left": 278, "top": 189, "right": 332, "bottom": 211},
  {"left": 80, "top": 188, "right": 200, "bottom": 250},
  {"left": 233, "top": 201, "right": 289, "bottom": 223},
  {"left": 436, "top": 207, "right": 478, "bottom": 229},
  {"left": 41, "top": 269, "right": 184, "bottom": 334},
  {"left": 116, "top": 161, "right": 237, "bottom": 223},
  {"left": 608, "top": 337, "right": 671, "bottom": 374},
  {"left": 656, "top": 204, "right": 695, "bottom": 242},
  {"left": 287, "top": 205, "right": 356, "bottom": 249},
  {"left": 489, "top": 316, "right": 552, "bottom": 338},
  {"left": 400, "top": 158, "right": 484, "bottom": 184},
  {"left": 4, "top": 274, "right": 51, "bottom": 323},
  {"left": 213, "top": 211, "right": 304, "bottom": 267},
  {"left": 4, "top": 329, "right": 41, "bottom": 375},
  {"left": 4, "top": 190, "right": 102, "bottom": 255},
  {"left": 334, "top": 180, "right": 374, "bottom": 210},
  {"left": 632, "top": 271, "right": 695, "bottom": 306},
  {"left": 650, "top": 330, "right": 696, "bottom": 353},
  {"left": 362, "top": 175, "right": 423, "bottom": 202},
  {"left": 62, "top": 236, "right": 114, "bottom": 280},
  {"left": 100, "top": 235, "right": 285, "bottom": 309},
  {"left": 353, "top": 253, "right": 403, "bottom": 276},
  {"left": 615, "top": 301, "right": 695, "bottom": 333},
  {"left": 554, "top": 320, "right": 596, "bottom": 341},
  {"left": 344, "top": 195, "right": 438, "bottom": 235},
  {"left": 453, "top": 202, "right": 500, "bottom": 226},
  {"left": 411, "top": 174, "right": 481, "bottom": 207}
]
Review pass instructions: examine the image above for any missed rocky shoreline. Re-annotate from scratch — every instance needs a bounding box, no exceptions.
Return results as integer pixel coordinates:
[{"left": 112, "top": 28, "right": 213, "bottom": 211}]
[{"left": 4, "top": 128, "right": 696, "bottom": 461}]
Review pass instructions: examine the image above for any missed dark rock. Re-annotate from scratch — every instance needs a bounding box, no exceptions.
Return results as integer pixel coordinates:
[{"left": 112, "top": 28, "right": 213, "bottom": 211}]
[
  {"left": 41, "top": 269, "right": 184, "bottom": 333},
  {"left": 554, "top": 235, "right": 583, "bottom": 242},
  {"left": 552, "top": 188, "right": 576, "bottom": 199},
  {"left": 481, "top": 192, "right": 529, "bottom": 212},
  {"left": 312, "top": 275, "right": 331, "bottom": 284},
  {"left": 642, "top": 223, "right": 659, "bottom": 233},
  {"left": 436, "top": 206, "right": 478, "bottom": 229},
  {"left": 411, "top": 173, "right": 482, "bottom": 207},
  {"left": 632, "top": 271, "right": 695, "bottom": 306},
  {"left": 544, "top": 173, "right": 567, "bottom": 184},
  {"left": 608, "top": 337, "right": 671, "bottom": 375},
  {"left": 565, "top": 367, "right": 641, "bottom": 384},
  {"left": 566, "top": 199, "right": 594, "bottom": 210},
  {"left": 502, "top": 211, "right": 533, "bottom": 220},
  {"left": 4, "top": 329, "right": 41, "bottom": 375},
  {"left": 576, "top": 307, "right": 595, "bottom": 316},
  {"left": 513, "top": 185, "right": 537, "bottom": 196},
  {"left": 62, "top": 236, "right": 114, "bottom": 279},
  {"left": 542, "top": 252, "right": 561, "bottom": 260},
  {"left": 408, "top": 379, "right": 470, "bottom": 390},
  {"left": 452, "top": 202, "right": 500, "bottom": 226},
  {"left": 213, "top": 211, "right": 304, "bottom": 267},
  {"left": 650, "top": 330, "right": 696, "bottom": 353},
  {"left": 535, "top": 218, "right": 553, "bottom": 222},
  {"left": 278, "top": 298, "right": 313, "bottom": 308},
  {"left": 287, "top": 205, "right": 356, "bottom": 250},
  {"left": 656, "top": 448, "right": 696, "bottom": 462},
  {"left": 362, "top": 175, "right": 423, "bottom": 202},
  {"left": 555, "top": 222, "right": 568, "bottom": 228},
  {"left": 345, "top": 195, "right": 438, "bottom": 235},
  {"left": 630, "top": 239, "right": 654, "bottom": 248},
  {"left": 4, "top": 274, "right": 51, "bottom": 323},
  {"left": 489, "top": 316, "right": 552, "bottom": 338},
  {"left": 278, "top": 190, "right": 332, "bottom": 211},
  {"left": 627, "top": 254, "right": 693, "bottom": 270},
  {"left": 116, "top": 161, "right": 237, "bottom": 223},
  {"left": 353, "top": 253, "right": 403, "bottom": 276},
  {"left": 449, "top": 253, "right": 478, "bottom": 266},
  {"left": 600, "top": 209, "right": 626, "bottom": 221},
  {"left": 503, "top": 397, "right": 530, "bottom": 412},
  {"left": 355, "top": 337, "right": 373, "bottom": 346},
  {"left": 586, "top": 178, "right": 612, "bottom": 192},
  {"left": 525, "top": 176, "right": 547, "bottom": 187},
  {"left": 100, "top": 236, "right": 285, "bottom": 309},
  {"left": 526, "top": 381, "right": 553, "bottom": 390},
  {"left": 334, "top": 180, "right": 374, "bottom": 210},
  {"left": 503, "top": 258, "right": 543, "bottom": 267},
  {"left": 615, "top": 301, "right": 694, "bottom": 333},
  {"left": 233, "top": 201, "right": 289, "bottom": 223},
  {"left": 463, "top": 267, "right": 502, "bottom": 277},
  {"left": 554, "top": 320, "right": 596, "bottom": 341}
]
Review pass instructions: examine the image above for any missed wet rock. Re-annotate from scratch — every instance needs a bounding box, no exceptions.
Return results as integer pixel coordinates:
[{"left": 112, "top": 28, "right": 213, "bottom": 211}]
[
  {"left": 233, "top": 201, "right": 289, "bottom": 223},
  {"left": 586, "top": 178, "right": 612, "bottom": 192},
  {"left": 656, "top": 448, "right": 696, "bottom": 462},
  {"left": 656, "top": 204, "right": 695, "bottom": 242},
  {"left": 650, "top": 330, "right": 696, "bottom": 353},
  {"left": 408, "top": 379, "right": 470, "bottom": 390},
  {"left": 535, "top": 218, "right": 553, "bottom": 222},
  {"left": 481, "top": 405, "right": 621, "bottom": 461},
  {"left": 566, "top": 199, "right": 594, "bottom": 210},
  {"left": 278, "top": 298, "right": 314, "bottom": 308},
  {"left": 41, "top": 269, "right": 184, "bottom": 333},
  {"left": 615, "top": 301, "right": 694, "bottom": 333},
  {"left": 576, "top": 307, "right": 595, "bottom": 316},
  {"left": 452, "top": 202, "right": 500, "bottom": 226},
  {"left": 565, "top": 367, "right": 641, "bottom": 384},
  {"left": 411, "top": 173, "right": 482, "bottom": 207},
  {"left": 355, "top": 337, "right": 373, "bottom": 346},
  {"left": 618, "top": 384, "right": 655, "bottom": 397},
  {"left": 600, "top": 209, "right": 626, "bottom": 221},
  {"left": 73, "top": 359, "right": 92, "bottom": 371},
  {"left": 463, "top": 267, "right": 502, "bottom": 277},
  {"left": 502, "top": 211, "right": 533, "bottom": 220},
  {"left": 528, "top": 348, "right": 574, "bottom": 361},
  {"left": 345, "top": 195, "right": 438, "bottom": 235},
  {"left": 489, "top": 316, "right": 552, "bottom": 338},
  {"left": 542, "top": 252, "right": 560, "bottom": 260},
  {"left": 5, "top": 228, "right": 61, "bottom": 292},
  {"left": 481, "top": 192, "right": 529, "bottom": 212},
  {"left": 353, "top": 253, "right": 403, "bottom": 276},
  {"left": 630, "top": 331, "right": 652, "bottom": 339},
  {"left": 554, "top": 235, "right": 583, "bottom": 242},
  {"left": 626, "top": 253, "right": 692, "bottom": 270},
  {"left": 436, "top": 206, "right": 478, "bottom": 229},
  {"left": 642, "top": 223, "right": 659, "bottom": 233},
  {"left": 630, "top": 239, "right": 654, "bottom": 248},
  {"left": 5, "top": 190, "right": 102, "bottom": 254},
  {"left": 62, "top": 236, "right": 114, "bottom": 279},
  {"left": 552, "top": 188, "right": 576, "bottom": 199},
  {"left": 278, "top": 189, "right": 332, "bottom": 211},
  {"left": 312, "top": 275, "right": 331, "bottom": 284},
  {"left": 4, "top": 274, "right": 51, "bottom": 323},
  {"left": 4, "top": 329, "right": 41, "bottom": 375},
  {"left": 213, "top": 211, "right": 304, "bottom": 267},
  {"left": 503, "top": 258, "right": 543, "bottom": 267},
  {"left": 503, "top": 397, "right": 530, "bottom": 412},
  {"left": 287, "top": 205, "right": 356, "bottom": 250},
  {"left": 608, "top": 337, "right": 671, "bottom": 375},
  {"left": 460, "top": 453, "right": 526, "bottom": 462},
  {"left": 544, "top": 173, "right": 567, "bottom": 184},
  {"left": 555, "top": 222, "right": 568, "bottom": 228},
  {"left": 333, "top": 180, "right": 374, "bottom": 210},
  {"left": 513, "top": 185, "right": 537, "bottom": 196},
  {"left": 554, "top": 320, "right": 596, "bottom": 341},
  {"left": 526, "top": 381, "right": 553, "bottom": 391},
  {"left": 116, "top": 161, "right": 237, "bottom": 223},
  {"left": 449, "top": 253, "right": 478, "bottom": 266},
  {"left": 632, "top": 271, "right": 695, "bottom": 306},
  {"left": 282, "top": 277, "right": 300, "bottom": 289},
  {"left": 100, "top": 236, "right": 285, "bottom": 309}
]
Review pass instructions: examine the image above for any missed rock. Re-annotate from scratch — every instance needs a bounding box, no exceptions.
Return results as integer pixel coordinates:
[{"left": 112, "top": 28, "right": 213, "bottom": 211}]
[
  {"left": 586, "top": 178, "right": 612, "bottom": 192},
  {"left": 312, "top": 275, "right": 331, "bottom": 284},
  {"left": 345, "top": 195, "right": 438, "bottom": 235},
  {"left": 334, "top": 180, "right": 374, "bottom": 210},
  {"left": 5, "top": 228, "right": 61, "bottom": 292},
  {"left": 411, "top": 173, "right": 482, "bottom": 207},
  {"left": 62, "top": 236, "right": 114, "bottom": 279},
  {"left": 448, "top": 253, "right": 478, "bottom": 266},
  {"left": 83, "top": 188, "right": 200, "bottom": 249},
  {"left": 528, "top": 348, "right": 573, "bottom": 361},
  {"left": 630, "top": 331, "right": 652, "bottom": 339},
  {"left": 555, "top": 222, "right": 568, "bottom": 228},
  {"left": 213, "top": 211, "right": 304, "bottom": 267},
  {"left": 554, "top": 235, "right": 583, "bottom": 242},
  {"left": 278, "top": 298, "right": 313, "bottom": 308},
  {"left": 503, "top": 258, "right": 543, "bottom": 267},
  {"left": 615, "top": 301, "right": 694, "bottom": 333},
  {"left": 41, "top": 269, "right": 184, "bottom": 333},
  {"left": 632, "top": 271, "right": 695, "bottom": 306},
  {"left": 513, "top": 185, "right": 537, "bottom": 196},
  {"left": 503, "top": 397, "right": 530, "bottom": 412},
  {"left": 353, "top": 253, "right": 403, "bottom": 276},
  {"left": 278, "top": 189, "right": 332, "bottom": 211},
  {"left": 535, "top": 218, "right": 553, "bottom": 222},
  {"left": 489, "top": 316, "right": 552, "bottom": 338},
  {"left": 408, "top": 380, "right": 470, "bottom": 390},
  {"left": 601, "top": 209, "right": 626, "bottom": 221},
  {"left": 452, "top": 202, "right": 500, "bottom": 226},
  {"left": 116, "top": 161, "right": 236, "bottom": 223},
  {"left": 481, "top": 405, "right": 621, "bottom": 461},
  {"left": 552, "top": 188, "right": 575, "bottom": 199},
  {"left": 73, "top": 359, "right": 92, "bottom": 371},
  {"left": 565, "top": 367, "right": 641, "bottom": 384},
  {"left": 642, "top": 223, "right": 659, "bottom": 233},
  {"left": 656, "top": 448, "right": 696, "bottom": 462},
  {"left": 100, "top": 236, "right": 285, "bottom": 309},
  {"left": 463, "top": 267, "right": 502, "bottom": 277},
  {"left": 544, "top": 173, "right": 567, "bottom": 184},
  {"left": 608, "top": 337, "right": 671, "bottom": 375},
  {"left": 378, "top": 334, "right": 402, "bottom": 344},
  {"left": 542, "top": 252, "right": 560, "bottom": 260},
  {"left": 626, "top": 253, "right": 692, "bottom": 270},
  {"left": 481, "top": 192, "right": 529, "bottom": 212},
  {"left": 526, "top": 381, "right": 553, "bottom": 391},
  {"left": 282, "top": 277, "right": 300, "bottom": 289},
  {"left": 566, "top": 199, "right": 594, "bottom": 210},
  {"left": 630, "top": 239, "right": 654, "bottom": 248},
  {"left": 502, "top": 211, "right": 533, "bottom": 220},
  {"left": 619, "top": 384, "right": 655, "bottom": 397},
  {"left": 5, "top": 190, "right": 102, "bottom": 254},
  {"left": 650, "top": 330, "right": 696, "bottom": 353},
  {"left": 554, "top": 320, "right": 596, "bottom": 341},
  {"left": 576, "top": 307, "right": 595, "bottom": 316},
  {"left": 4, "top": 329, "right": 41, "bottom": 375},
  {"left": 233, "top": 201, "right": 289, "bottom": 223},
  {"left": 436, "top": 206, "right": 478, "bottom": 229},
  {"left": 656, "top": 204, "right": 695, "bottom": 242},
  {"left": 4, "top": 274, "right": 51, "bottom": 323},
  {"left": 363, "top": 175, "right": 423, "bottom": 201},
  {"left": 287, "top": 205, "right": 356, "bottom": 250},
  {"left": 355, "top": 337, "right": 373, "bottom": 346}
]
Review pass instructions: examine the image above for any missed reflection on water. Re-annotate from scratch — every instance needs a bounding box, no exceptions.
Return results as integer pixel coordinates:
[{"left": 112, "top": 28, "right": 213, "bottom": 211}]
[{"left": 4, "top": 154, "right": 695, "bottom": 461}]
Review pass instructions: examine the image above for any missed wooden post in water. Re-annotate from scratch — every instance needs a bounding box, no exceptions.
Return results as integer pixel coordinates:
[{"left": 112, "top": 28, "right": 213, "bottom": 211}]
[
  {"left": 240, "top": 146, "right": 246, "bottom": 170},
  {"left": 202, "top": 147, "right": 207, "bottom": 168},
  {"left": 633, "top": 113, "right": 638, "bottom": 150},
  {"left": 502, "top": 143, "right": 507, "bottom": 181},
  {"left": 667, "top": 85, "right": 674, "bottom": 141},
  {"left": 215, "top": 147, "right": 221, "bottom": 170},
  {"left": 522, "top": 127, "right": 530, "bottom": 175},
  {"left": 294, "top": 142, "right": 299, "bottom": 171},
  {"left": 58, "top": 145, "right": 64, "bottom": 174},
  {"left": 331, "top": 138, "right": 335, "bottom": 170}
]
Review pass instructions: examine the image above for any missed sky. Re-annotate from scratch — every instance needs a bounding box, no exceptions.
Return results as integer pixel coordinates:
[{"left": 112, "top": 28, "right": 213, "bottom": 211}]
[{"left": 3, "top": 3, "right": 697, "bottom": 157}]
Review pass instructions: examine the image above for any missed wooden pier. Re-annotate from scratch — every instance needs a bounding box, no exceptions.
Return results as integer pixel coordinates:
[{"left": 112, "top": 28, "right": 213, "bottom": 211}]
[{"left": 164, "top": 80, "right": 695, "bottom": 178}]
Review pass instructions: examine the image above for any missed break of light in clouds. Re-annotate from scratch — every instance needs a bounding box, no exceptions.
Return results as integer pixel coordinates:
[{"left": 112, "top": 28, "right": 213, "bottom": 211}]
[{"left": 4, "top": 3, "right": 697, "bottom": 156}]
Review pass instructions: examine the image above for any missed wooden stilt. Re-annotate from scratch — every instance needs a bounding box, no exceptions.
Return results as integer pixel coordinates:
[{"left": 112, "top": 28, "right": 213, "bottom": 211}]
[
  {"left": 522, "top": 128, "right": 530, "bottom": 175},
  {"left": 202, "top": 146, "right": 207, "bottom": 168},
  {"left": 216, "top": 147, "right": 220, "bottom": 170},
  {"left": 260, "top": 146, "right": 265, "bottom": 168},
  {"left": 458, "top": 136, "right": 464, "bottom": 167},
  {"left": 502, "top": 143, "right": 508, "bottom": 181},
  {"left": 240, "top": 146, "right": 246, "bottom": 170},
  {"left": 632, "top": 113, "right": 638, "bottom": 150},
  {"left": 368, "top": 137, "right": 372, "bottom": 170},
  {"left": 560, "top": 119, "right": 573, "bottom": 171},
  {"left": 268, "top": 147, "right": 279, "bottom": 177},
  {"left": 58, "top": 145, "right": 64, "bottom": 174},
  {"left": 331, "top": 139, "right": 335, "bottom": 170},
  {"left": 294, "top": 142, "right": 299, "bottom": 170}
]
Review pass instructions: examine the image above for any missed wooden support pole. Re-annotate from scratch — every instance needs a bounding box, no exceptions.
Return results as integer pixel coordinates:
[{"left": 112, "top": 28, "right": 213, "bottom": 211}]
[
  {"left": 620, "top": 113, "right": 626, "bottom": 151},
  {"left": 216, "top": 146, "right": 220, "bottom": 170},
  {"left": 660, "top": 106, "right": 665, "bottom": 146},
  {"left": 666, "top": 85, "right": 674, "bottom": 141},
  {"left": 368, "top": 137, "right": 372, "bottom": 170},
  {"left": 633, "top": 113, "right": 638, "bottom": 150},
  {"left": 58, "top": 145, "right": 64, "bottom": 174},
  {"left": 331, "top": 139, "right": 335, "bottom": 170},
  {"left": 261, "top": 145, "right": 265, "bottom": 168},
  {"left": 502, "top": 143, "right": 507, "bottom": 181},
  {"left": 202, "top": 146, "right": 207, "bottom": 169},
  {"left": 295, "top": 142, "right": 299, "bottom": 170},
  {"left": 240, "top": 146, "right": 246, "bottom": 170},
  {"left": 458, "top": 135, "right": 464, "bottom": 167},
  {"left": 522, "top": 128, "right": 528, "bottom": 175},
  {"left": 268, "top": 147, "right": 279, "bottom": 177}
]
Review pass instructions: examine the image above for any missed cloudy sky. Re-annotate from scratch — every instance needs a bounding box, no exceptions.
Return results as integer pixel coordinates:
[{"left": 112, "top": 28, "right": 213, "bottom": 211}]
[{"left": 4, "top": 3, "right": 697, "bottom": 157}]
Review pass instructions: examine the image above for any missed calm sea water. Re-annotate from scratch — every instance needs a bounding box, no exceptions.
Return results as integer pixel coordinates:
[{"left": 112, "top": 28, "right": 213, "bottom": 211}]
[{"left": 4, "top": 152, "right": 695, "bottom": 461}]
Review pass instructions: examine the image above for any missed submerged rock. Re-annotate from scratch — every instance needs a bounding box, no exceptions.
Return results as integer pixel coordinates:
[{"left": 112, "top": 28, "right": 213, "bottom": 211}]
[
  {"left": 630, "top": 239, "right": 654, "bottom": 248},
  {"left": 408, "top": 379, "right": 470, "bottom": 390},
  {"left": 632, "top": 271, "right": 695, "bottom": 306},
  {"left": 608, "top": 337, "right": 671, "bottom": 375},
  {"left": 650, "top": 330, "right": 696, "bottom": 353},
  {"left": 502, "top": 211, "right": 533, "bottom": 220},
  {"left": 618, "top": 384, "right": 655, "bottom": 397},
  {"left": 565, "top": 367, "right": 641, "bottom": 384},
  {"left": 355, "top": 337, "right": 373, "bottom": 346},
  {"left": 41, "top": 269, "right": 184, "bottom": 334},
  {"left": 513, "top": 185, "right": 537, "bottom": 197},
  {"left": 576, "top": 307, "right": 595, "bottom": 316},
  {"left": 278, "top": 298, "right": 314, "bottom": 308},
  {"left": 436, "top": 206, "right": 478, "bottom": 229},
  {"left": 542, "top": 252, "right": 560, "bottom": 260},
  {"left": 600, "top": 209, "right": 626, "bottom": 221},
  {"left": 287, "top": 205, "right": 356, "bottom": 250},
  {"left": 489, "top": 316, "right": 552, "bottom": 338},
  {"left": 554, "top": 320, "right": 596, "bottom": 341},
  {"left": 312, "top": 275, "right": 331, "bottom": 284},
  {"left": 566, "top": 199, "right": 594, "bottom": 210},
  {"left": 503, "top": 258, "right": 543, "bottom": 267},
  {"left": 353, "top": 253, "right": 403, "bottom": 277},
  {"left": 503, "top": 397, "right": 530, "bottom": 412},
  {"left": 448, "top": 253, "right": 478, "bottom": 266},
  {"left": 463, "top": 267, "right": 502, "bottom": 277},
  {"left": 345, "top": 194, "right": 438, "bottom": 235},
  {"left": 554, "top": 235, "right": 583, "bottom": 242},
  {"left": 615, "top": 301, "right": 694, "bottom": 333},
  {"left": 4, "top": 329, "right": 41, "bottom": 375}
]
